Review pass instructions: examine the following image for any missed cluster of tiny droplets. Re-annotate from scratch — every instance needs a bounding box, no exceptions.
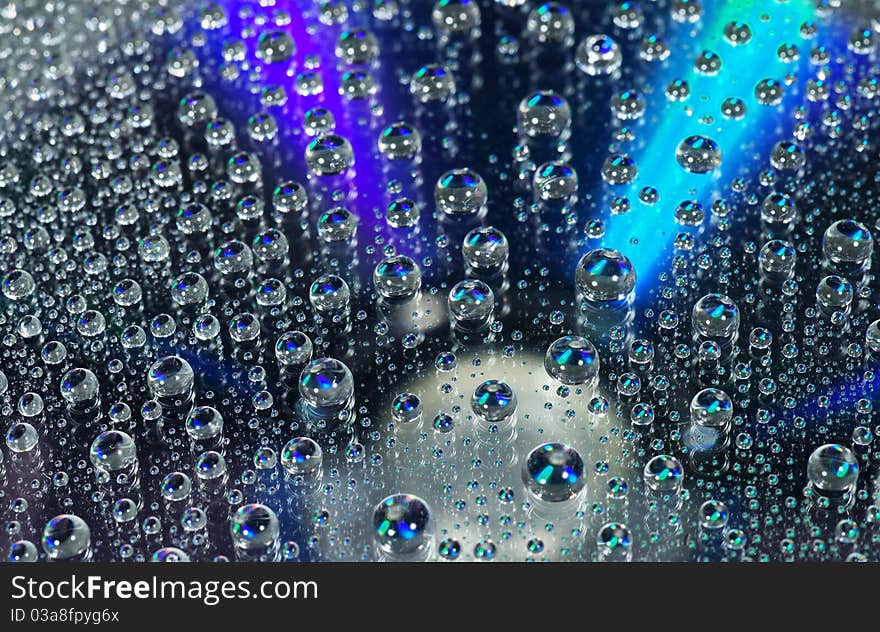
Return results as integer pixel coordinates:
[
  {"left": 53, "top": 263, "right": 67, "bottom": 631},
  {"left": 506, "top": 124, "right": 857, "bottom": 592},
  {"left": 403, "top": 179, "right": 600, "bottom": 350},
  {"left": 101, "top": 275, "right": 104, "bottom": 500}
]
[{"left": 0, "top": 0, "right": 879, "bottom": 563}]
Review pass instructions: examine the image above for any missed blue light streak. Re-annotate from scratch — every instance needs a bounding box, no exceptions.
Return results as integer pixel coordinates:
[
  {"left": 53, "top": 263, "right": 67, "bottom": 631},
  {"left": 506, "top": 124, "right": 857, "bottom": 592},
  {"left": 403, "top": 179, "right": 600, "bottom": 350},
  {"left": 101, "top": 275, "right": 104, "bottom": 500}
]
[{"left": 595, "top": 0, "right": 821, "bottom": 293}]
